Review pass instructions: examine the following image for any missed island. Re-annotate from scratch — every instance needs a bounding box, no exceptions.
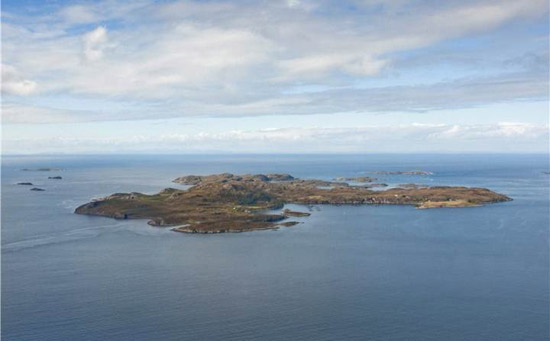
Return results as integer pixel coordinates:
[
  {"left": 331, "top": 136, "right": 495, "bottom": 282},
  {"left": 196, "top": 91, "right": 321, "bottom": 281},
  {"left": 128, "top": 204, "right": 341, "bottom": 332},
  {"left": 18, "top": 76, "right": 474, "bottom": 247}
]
[
  {"left": 334, "top": 176, "right": 377, "bottom": 182},
  {"left": 74, "top": 173, "right": 511, "bottom": 234},
  {"left": 22, "top": 168, "right": 61, "bottom": 171},
  {"left": 366, "top": 170, "right": 433, "bottom": 175},
  {"left": 17, "top": 182, "right": 33, "bottom": 186},
  {"left": 30, "top": 187, "right": 45, "bottom": 191},
  {"left": 48, "top": 176, "right": 63, "bottom": 180}
]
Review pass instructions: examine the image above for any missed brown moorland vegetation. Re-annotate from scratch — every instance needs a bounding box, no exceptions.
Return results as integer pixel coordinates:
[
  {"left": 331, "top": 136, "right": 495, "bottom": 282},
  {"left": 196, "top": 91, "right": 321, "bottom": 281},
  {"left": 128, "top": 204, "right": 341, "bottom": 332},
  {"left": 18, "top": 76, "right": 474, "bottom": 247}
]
[{"left": 75, "top": 173, "right": 511, "bottom": 233}]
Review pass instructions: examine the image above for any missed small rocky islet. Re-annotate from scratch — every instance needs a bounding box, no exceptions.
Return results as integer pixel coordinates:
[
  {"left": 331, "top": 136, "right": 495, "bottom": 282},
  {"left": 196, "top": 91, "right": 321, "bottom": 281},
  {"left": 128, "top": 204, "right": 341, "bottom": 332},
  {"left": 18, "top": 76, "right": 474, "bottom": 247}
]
[
  {"left": 74, "top": 172, "right": 512, "bottom": 234},
  {"left": 18, "top": 168, "right": 62, "bottom": 191}
]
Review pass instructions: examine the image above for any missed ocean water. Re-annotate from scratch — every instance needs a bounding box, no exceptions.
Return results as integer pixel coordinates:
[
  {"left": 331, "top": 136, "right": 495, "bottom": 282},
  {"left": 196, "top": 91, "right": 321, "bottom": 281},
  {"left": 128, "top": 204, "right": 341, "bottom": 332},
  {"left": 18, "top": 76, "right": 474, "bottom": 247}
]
[{"left": 2, "top": 154, "right": 549, "bottom": 340}]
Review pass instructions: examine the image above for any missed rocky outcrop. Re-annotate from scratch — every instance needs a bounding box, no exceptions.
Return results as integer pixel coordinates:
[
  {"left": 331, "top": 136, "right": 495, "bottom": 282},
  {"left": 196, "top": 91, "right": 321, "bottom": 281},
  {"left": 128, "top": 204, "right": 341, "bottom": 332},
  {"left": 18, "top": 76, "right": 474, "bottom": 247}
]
[
  {"left": 283, "top": 209, "right": 311, "bottom": 217},
  {"left": 279, "top": 221, "right": 300, "bottom": 227},
  {"left": 362, "top": 183, "right": 388, "bottom": 188},
  {"left": 266, "top": 173, "right": 295, "bottom": 181}
]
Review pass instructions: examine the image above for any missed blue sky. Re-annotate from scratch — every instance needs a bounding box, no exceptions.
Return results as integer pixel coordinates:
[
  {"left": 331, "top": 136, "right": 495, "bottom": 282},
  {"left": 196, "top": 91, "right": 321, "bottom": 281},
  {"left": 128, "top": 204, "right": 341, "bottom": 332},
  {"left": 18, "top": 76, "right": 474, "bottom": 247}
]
[{"left": 2, "top": 0, "right": 548, "bottom": 154}]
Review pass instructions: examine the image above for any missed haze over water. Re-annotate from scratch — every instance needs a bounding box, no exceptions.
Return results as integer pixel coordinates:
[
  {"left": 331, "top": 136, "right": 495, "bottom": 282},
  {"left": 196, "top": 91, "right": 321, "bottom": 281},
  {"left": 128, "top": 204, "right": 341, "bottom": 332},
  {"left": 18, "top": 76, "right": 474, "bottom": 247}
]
[{"left": 2, "top": 154, "right": 549, "bottom": 340}]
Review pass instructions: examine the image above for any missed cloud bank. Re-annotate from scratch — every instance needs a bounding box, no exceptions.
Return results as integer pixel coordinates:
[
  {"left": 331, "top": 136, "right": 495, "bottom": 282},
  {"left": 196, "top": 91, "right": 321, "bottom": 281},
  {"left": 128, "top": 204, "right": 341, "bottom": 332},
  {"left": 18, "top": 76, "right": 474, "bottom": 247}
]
[
  {"left": 4, "top": 123, "right": 548, "bottom": 154},
  {"left": 1, "top": 0, "right": 548, "bottom": 123}
]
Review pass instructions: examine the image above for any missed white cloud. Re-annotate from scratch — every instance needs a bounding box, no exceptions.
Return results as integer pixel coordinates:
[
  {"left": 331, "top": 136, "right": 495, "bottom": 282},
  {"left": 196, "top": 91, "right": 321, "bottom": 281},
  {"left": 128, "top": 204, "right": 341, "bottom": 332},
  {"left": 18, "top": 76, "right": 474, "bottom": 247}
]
[
  {"left": 0, "top": 103, "right": 95, "bottom": 124},
  {"left": 427, "top": 122, "right": 549, "bottom": 140},
  {"left": 278, "top": 54, "right": 388, "bottom": 80},
  {"left": 83, "top": 26, "right": 108, "bottom": 61},
  {"left": 0, "top": 0, "right": 548, "bottom": 122},
  {"left": 58, "top": 1, "right": 152, "bottom": 25},
  {"left": 1, "top": 69, "right": 546, "bottom": 124},
  {"left": 61, "top": 24, "right": 274, "bottom": 96},
  {"left": 1, "top": 64, "right": 37, "bottom": 95},
  {"left": 59, "top": 5, "right": 99, "bottom": 24},
  {"left": 3, "top": 123, "right": 548, "bottom": 154},
  {"left": 285, "top": 0, "right": 301, "bottom": 8}
]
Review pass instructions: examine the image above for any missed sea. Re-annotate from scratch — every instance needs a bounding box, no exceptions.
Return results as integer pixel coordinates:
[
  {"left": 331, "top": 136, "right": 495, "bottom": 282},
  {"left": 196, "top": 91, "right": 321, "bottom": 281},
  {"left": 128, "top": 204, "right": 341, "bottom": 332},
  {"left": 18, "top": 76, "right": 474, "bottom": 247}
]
[{"left": 2, "top": 154, "right": 549, "bottom": 340}]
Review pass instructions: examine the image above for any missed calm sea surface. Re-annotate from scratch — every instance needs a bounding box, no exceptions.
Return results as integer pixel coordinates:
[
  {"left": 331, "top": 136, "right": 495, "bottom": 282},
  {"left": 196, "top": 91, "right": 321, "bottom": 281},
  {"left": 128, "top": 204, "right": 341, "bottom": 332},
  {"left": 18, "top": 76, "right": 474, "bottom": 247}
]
[{"left": 2, "top": 154, "right": 549, "bottom": 340}]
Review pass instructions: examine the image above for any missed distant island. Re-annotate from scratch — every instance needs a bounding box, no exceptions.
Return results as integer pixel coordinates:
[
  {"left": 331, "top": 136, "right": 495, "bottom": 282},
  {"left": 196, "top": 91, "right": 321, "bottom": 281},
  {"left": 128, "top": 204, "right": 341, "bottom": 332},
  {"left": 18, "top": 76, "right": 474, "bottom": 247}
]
[
  {"left": 75, "top": 173, "right": 511, "bottom": 234},
  {"left": 334, "top": 176, "right": 377, "bottom": 182},
  {"left": 365, "top": 170, "right": 433, "bottom": 175},
  {"left": 21, "top": 168, "right": 61, "bottom": 171}
]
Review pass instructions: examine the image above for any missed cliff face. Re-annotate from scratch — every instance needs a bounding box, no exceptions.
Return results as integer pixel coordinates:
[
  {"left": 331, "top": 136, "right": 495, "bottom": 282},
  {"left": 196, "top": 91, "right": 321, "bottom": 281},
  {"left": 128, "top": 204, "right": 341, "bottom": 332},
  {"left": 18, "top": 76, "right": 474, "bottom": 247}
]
[{"left": 75, "top": 173, "right": 511, "bottom": 233}]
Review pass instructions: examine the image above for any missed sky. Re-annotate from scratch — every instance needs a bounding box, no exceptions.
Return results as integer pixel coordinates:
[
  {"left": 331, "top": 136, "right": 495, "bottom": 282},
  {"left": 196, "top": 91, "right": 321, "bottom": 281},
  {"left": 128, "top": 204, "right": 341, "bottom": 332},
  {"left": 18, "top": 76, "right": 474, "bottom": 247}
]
[{"left": 1, "top": 0, "right": 549, "bottom": 154}]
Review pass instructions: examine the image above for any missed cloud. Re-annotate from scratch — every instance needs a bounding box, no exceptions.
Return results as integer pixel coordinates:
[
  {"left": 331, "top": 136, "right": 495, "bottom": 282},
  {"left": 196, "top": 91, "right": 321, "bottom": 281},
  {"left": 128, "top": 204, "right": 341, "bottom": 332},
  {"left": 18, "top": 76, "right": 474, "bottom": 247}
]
[
  {"left": 59, "top": 5, "right": 99, "bottom": 24},
  {"left": 427, "top": 122, "right": 549, "bottom": 139},
  {"left": 1, "top": 0, "right": 548, "bottom": 122},
  {"left": 58, "top": 1, "right": 152, "bottom": 25},
  {"left": 1, "top": 64, "right": 38, "bottom": 96},
  {"left": 3, "top": 123, "right": 548, "bottom": 154},
  {"left": 1, "top": 68, "right": 546, "bottom": 124},
  {"left": 407, "top": 0, "right": 546, "bottom": 41},
  {"left": 82, "top": 26, "right": 108, "bottom": 61},
  {"left": 0, "top": 103, "right": 98, "bottom": 124},
  {"left": 277, "top": 54, "right": 388, "bottom": 80},
  {"left": 285, "top": 0, "right": 301, "bottom": 8}
]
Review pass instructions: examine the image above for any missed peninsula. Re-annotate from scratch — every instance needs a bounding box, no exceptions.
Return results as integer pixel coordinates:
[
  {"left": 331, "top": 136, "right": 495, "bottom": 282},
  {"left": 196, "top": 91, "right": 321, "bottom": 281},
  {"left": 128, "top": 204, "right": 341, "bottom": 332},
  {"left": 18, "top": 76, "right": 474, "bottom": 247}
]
[{"left": 75, "top": 173, "right": 511, "bottom": 233}]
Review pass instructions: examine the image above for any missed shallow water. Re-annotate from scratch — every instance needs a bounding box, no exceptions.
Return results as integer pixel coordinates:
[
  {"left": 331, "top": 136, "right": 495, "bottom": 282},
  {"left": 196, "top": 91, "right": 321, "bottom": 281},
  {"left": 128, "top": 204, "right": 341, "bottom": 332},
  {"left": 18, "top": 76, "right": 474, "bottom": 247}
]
[{"left": 2, "top": 154, "right": 549, "bottom": 340}]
